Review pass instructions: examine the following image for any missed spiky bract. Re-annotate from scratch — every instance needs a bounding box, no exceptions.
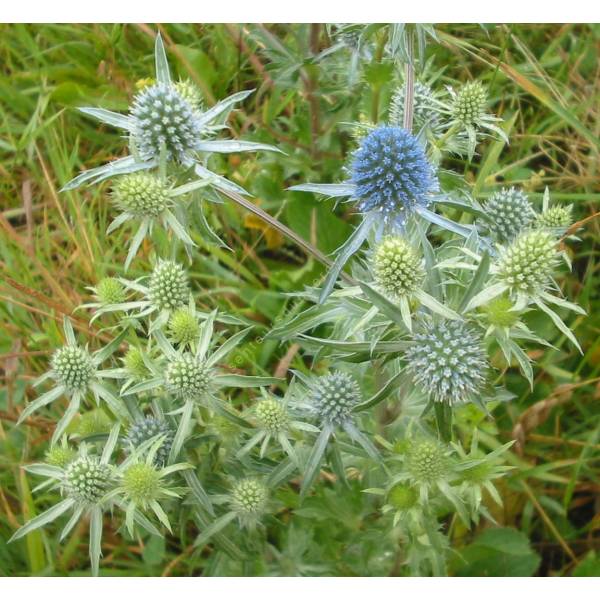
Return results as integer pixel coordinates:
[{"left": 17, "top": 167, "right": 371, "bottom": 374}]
[
  {"left": 497, "top": 229, "right": 558, "bottom": 295},
  {"left": 64, "top": 456, "right": 111, "bottom": 504},
  {"left": 482, "top": 187, "right": 534, "bottom": 242},
  {"left": 52, "top": 345, "right": 95, "bottom": 392},
  {"left": 112, "top": 173, "right": 170, "bottom": 218},
  {"left": 130, "top": 83, "right": 202, "bottom": 162},
  {"left": 406, "top": 321, "right": 487, "bottom": 405},
  {"left": 351, "top": 126, "right": 433, "bottom": 226},
  {"left": 373, "top": 236, "right": 424, "bottom": 298},
  {"left": 149, "top": 260, "right": 189, "bottom": 311}
]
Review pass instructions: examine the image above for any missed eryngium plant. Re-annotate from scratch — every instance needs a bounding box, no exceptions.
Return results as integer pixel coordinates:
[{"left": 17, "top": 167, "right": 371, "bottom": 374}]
[{"left": 11, "top": 26, "right": 586, "bottom": 578}]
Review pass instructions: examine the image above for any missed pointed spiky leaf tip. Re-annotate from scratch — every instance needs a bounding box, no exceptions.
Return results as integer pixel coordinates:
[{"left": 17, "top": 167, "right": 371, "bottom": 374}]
[
  {"left": 536, "top": 205, "right": 573, "bottom": 230},
  {"left": 122, "top": 462, "right": 161, "bottom": 504},
  {"left": 149, "top": 260, "right": 189, "bottom": 311},
  {"left": 165, "top": 354, "right": 212, "bottom": 401},
  {"left": 482, "top": 187, "right": 534, "bottom": 242},
  {"left": 406, "top": 321, "right": 488, "bottom": 405},
  {"left": 112, "top": 173, "right": 170, "bottom": 218},
  {"left": 125, "top": 417, "right": 174, "bottom": 466},
  {"left": 64, "top": 456, "right": 111, "bottom": 504},
  {"left": 406, "top": 438, "right": 449, "bottom": 484},
  {"left": 52, "top": 345, "right": 95, "bottom": 392},
  {"left": 351, "top": 126, "right": 433, "bottom": 226},
  {"left": 130, "top": 83, "right": 202, "bottom": 162},
  {"left": 497, "top": 229, "right": 557, "bottom": 295},
  {"left": 168, "top": 308, "right": 200, "bottom": 346},
  {"left": 389, "top": 81, "right": 440, "bottom": 131},
  {"left": 373, "top": 236, "right": 424, "bottom": 298},
  {"left": 255, "top": 399, "right": 288, "bottom": 433},
  {"left": 45, "top": 445, "right": 76, "bottom": 468},
  {"left": 231, "top": 478, "right": 268, "bottom": 518},
  {"left": 453, "top": 81, "right": 487, "bottom": 125},
  {"left": 310, "top": 371, "right": 362, "bottom": 424}
]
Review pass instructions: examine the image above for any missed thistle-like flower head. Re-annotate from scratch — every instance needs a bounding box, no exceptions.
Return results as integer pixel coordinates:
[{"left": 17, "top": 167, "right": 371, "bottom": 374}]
[
  {"left": 373, "top": 236, "right": 425, "bottom": 298},
  {"left": 122, "top": 462, "right": 162, "bottom": 504},
  {"left": 310, "top": 371, "right": 362, "bottom": 424},
  {"left": 112, "top": 172, "right": 170, "bottom": 218},
  {"left": 52, "top": 345, "right": 95, "bottom": 392},
  {"left": 255, "top": 398, "right": 289, "bottom": 434},
  {"left": 123, "top": 347, "right": 148, "bottom": 381},
  {"left": 174, "top": 80, "right": 203, "bottom": 111},
  {"left": 149, "top": 260, "right": 189, "bottom": 311},
  {"left": 130, "top": 83, "right": 202, "bottom": 162},
  {"left": 481, "top": 295, "right": 519, "bottom": 329},
  {"left": 231, "top": 478, "right": 268, "bottom": 520},
  {"left": 387, "top": 483, "right": 419, "bottom": 511},
  {"left": 95, "top": 277, "right": 126, "bottom": 305},
  {"left": 497, "top": 229, "right": 557, "bottom": 295},
  {"left": 482, "top": 187, "right": 534, "bottom": 242},
  {"left": 453, "top": 82, "right": 487, "bottom": 125},
  {"left": 351, "top": 126, "right": 434, "bottom": 226},
  {"left": 168, "top": 308, "right": 200, "bottom": 346},
  {"left": 406, "top": 320, "right": 488, "bottom": 405},
  {"left": 389, "top": 81, "right": 440, "bottom": 131},
  {"left": 45, "top": 445, "right": 76, "bottom": 468},
  {"left": 406, "top": 438, "right": 449, "bottom": 484},
  {"left": 64, "top": 456, "right": 112, "bottom": 505},
  {"left": 536, "top": 205, "right": 573, "bottom": 230},
  {"left": 77, "top": 409, "right": 113, "bottom": 437},
  {"left": 125, "top": 417, "right": 174, "bottom": 466},
  {"left": 165, "top": 353, "right": 212, "bottom": 401}
]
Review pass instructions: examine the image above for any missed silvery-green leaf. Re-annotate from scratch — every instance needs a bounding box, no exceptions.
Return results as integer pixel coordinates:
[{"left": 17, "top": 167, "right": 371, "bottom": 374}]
[
  {"left": 287, "top": 183, "right": 355, "bottom": 197},
  {"left": 458, "top": 251, "right": 490, "bottom": 312},
  {"left": 168, "top": 399, "right": 193, "bottom": 463},
  {"left": 124, "top": 220, "right": 149, "bottom": 271},
  {"left": 51, "top": 393, "right": 81, "bottom": 446},
  {"left": 353, "top": 371, "right": 404, "bottom": 413},
  {"left": 23, "top": 464, "right": 64, "bottom": 479},
  {"left": 193, "top": 511, "right": 237, "bottom": 548},
  {"left": 61, "top": 156, "right": 153, "bottom": 192},
  {"left": 163, "top": 210, "right": 196, "bottom": 247},
  {"left": 196, "top": 90, "right": 254, "bottom": 130},
  {"left": 101, "top": 424, "right": 120, "bottom": 464},
  {"left": 213, "top": 374, "right": 281, "bottom": 388},
  {"left": 150, "top": 500, "right": 172, "bottom": 532},
  {"left": 235, "top": 431, "right": 265, "bottom": 458},
  {"left": 399, "top": 295, "right": 413, "bottom": 331},
  {"left": 89, "top": 505, "right": 103, "bottom": 577},
  {"left": 205, "top": 326, "right": 251, "bottom": 367},
  {"left": 106, "top": 212, "right": 131, "bottom": 235},
  {"left": 414, "top": 289, "right": 462, "bottom": 320},
  {"left": 463, "top": 282, "right": 508, "bottom": 312},
  {"left": 90, "top": 382, "right": 129, "bottom": 420},
  {"left": 93, "top": 328, "right": 129, "bottom": 364},
  {"left": 170, "top": 178, "right": 215, "bottom": 197},
  {"left": 60, "top": 505, "right": 84, "bottom": 541},
  {"left": 415, "top": 205, "right": 477, "bottom": 240},
  {"left": 18, "top": 385, "right": 65, "bottom": 423},
  {"left": 358, "top": 281, "right": 405, "bottom": 329},
  {"left": 120, "top": 377, "right": 164, "bottom": 397},
  {"left": 182, "top": 471, "right": 214, "bottom": 516},
  {"left": 194, "top": 163, "right": 250, "bottom": 196},
  {"left": 196, "top": 309, "right": 216, "bottom": 361},
  {"left": 300, "top": 423, "right": 333, "bottom": 497},
  {"left": 78, "top": 107, "right": 133, "bottom": 131},
  {"left": 343, "top": 421, "right": 381, "bottom": 461},
  {"left": 534, "top": 299, "right": 582, "bottom": 354},
  {"left": 154, "top": 33, "right": 171, "bottom": 85},
  {"left": 196, "top": 140, "right": 283, "bottom": 154},
  {"left": 538, "top": 290, "right": 586, "bottom": 315},
  {"left": 9, "top": 498, "right": 75, "bottom": 542}
]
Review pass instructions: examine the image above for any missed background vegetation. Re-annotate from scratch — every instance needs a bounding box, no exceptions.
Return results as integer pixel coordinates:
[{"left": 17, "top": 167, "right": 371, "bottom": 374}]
[{"left": 0, "top": 23, "right": 598, "bottom": 576}]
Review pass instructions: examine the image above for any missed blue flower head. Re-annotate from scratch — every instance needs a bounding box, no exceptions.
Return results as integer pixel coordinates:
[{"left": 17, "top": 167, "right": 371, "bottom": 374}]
[{"left": 351, "top": 126, "right": 434, "bottom": 228}]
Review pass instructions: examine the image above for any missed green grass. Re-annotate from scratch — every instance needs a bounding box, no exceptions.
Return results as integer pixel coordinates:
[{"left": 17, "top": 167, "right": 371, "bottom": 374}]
[{"left": 0, "top": 23, "right": 599, "bottom": 576}]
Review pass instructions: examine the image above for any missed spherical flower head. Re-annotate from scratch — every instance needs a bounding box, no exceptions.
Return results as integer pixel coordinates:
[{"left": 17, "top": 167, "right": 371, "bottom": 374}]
[
  {"left": 122, "top": 462, "right": 161, "bottom": 504},
  {"left": 123, "top": 347, "right": 148, "bottom": 381},
  {"left": 406, "top": 439, "right": 449, "bottom": 484},
  {"left": 483, "top": 187, "right": 534, "bottom": 242},
  {"left": 77, "top": 409, "right": 113, "bottom": 437},
  {"left": 231, "top": 478, "right": 268, "bottom": 518},
  {"left": 96, "top": 277, "right": 126, "bottom": 305},
  {"left": 149, "top": 260, "right": 189, "bottom": 311},
  {"left": 45, "top": 445, "right": 76, "bottom": 468},
  {"left": 125, "top": 417, "right": 174, "bottom": 466},
  {"left": 165, "top": 354, "right": 212, "bottom": 401},
  {"left": 64, "top": 456, "right": 111, "bottom": 504},
  {"left": 389, "top": 81, "right": 440, "bottom": 131},
  {"left": 453, "top": 81, "right": 487, "bottom": 125},
  {"left": 387, "top": 483, "right": 419, "bottom": 511},
  {"left": 373, "top": 236, "right": 424, "bottom": 298},
  {"left": 351, "top": 126, "right": 434, "bottom": 225},
  {"left": 112, "top": 173, "right": 170, "bottom": 218},
  {"left": 255, "top": 399, "right": 288, "bottom": 434},
  {"left": 481, "top": 295, "right": 519, "bottom": 328},
  {"left": 310, "top": 371, "right": 362, "bottom": 424},
  {"left": 168, "top": 308, "right": 200, "bottom": 346},
  {"left": 536, "top": 205, "right": 573, "bottom": 230},
  {"left": 52, "top": 345, "right": 95, "bottom": 392},
  {"left": 130, "top": 83, "right": 202, "bottom": 162},
  {"left": 406, "top": 321, "right": 488, "bottom": 405},
  {"left": 497, "top": 229, "right": 557, "bottom": 295},
  {"left": 174, "top": 80, "right": 203, "bottom": 112}
]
